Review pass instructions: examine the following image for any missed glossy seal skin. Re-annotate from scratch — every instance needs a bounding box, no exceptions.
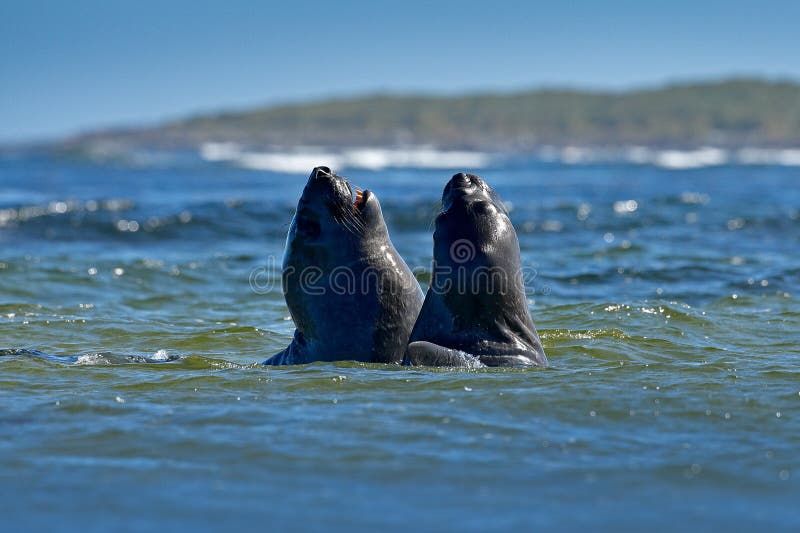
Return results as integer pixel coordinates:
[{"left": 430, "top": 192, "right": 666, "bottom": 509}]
[
  {"left": 404, "top": 173, "right": 547, "bottom": 367},
  {"left": 264, "top": 167, "right": 424, "bottom": 365}
]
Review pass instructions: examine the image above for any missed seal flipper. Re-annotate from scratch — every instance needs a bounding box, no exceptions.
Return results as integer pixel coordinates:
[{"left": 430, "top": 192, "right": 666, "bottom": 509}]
[
  {"left": 404, "top": 341, "right": 542, "bottom": 368},
  {"left": 263, "top": 331, "right": 308, "bottom": 366},
  {"left": 404, "top": 341, "right": 485, "bottom": 368}
]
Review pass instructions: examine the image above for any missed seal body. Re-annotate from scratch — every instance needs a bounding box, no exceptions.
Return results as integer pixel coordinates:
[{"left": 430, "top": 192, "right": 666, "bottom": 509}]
[
  {"left": 265, "top": 167, "right": 423, "bottom": 365},
  {"left": 404, "top": 173, "right": 547, "bottom": 367}
]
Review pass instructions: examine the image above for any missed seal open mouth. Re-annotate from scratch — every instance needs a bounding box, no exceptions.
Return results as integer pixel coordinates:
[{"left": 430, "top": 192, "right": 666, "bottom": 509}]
[{"left": 353, "top": 188, "right": 368, "bottom": 212}]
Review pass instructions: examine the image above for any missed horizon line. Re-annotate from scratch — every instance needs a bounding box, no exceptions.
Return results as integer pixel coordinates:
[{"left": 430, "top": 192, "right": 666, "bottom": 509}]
[{"left": 5, "top": 73, "right": 799, "bottom": 147}]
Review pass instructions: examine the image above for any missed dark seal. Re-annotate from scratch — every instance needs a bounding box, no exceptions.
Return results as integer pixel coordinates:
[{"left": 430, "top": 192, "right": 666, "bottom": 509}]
[
  {"left": 404, "top": 172, "right": 547, "bottom": 367},
  {"left": 265, "top": 166, "right": 424, "bottom": 365}
]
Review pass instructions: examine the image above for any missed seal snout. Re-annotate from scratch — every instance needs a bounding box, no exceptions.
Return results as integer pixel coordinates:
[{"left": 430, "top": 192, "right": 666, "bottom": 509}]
[
  {"left": 453, "top": 172, "right": 471, "bottom": 185},
  {"left": 442, "top": 172, "right": 482, "bottom": 208},
  {"left": 304, "top": 165, "right": 347, "bottom": 201},
  {"left": 311, "top": 166, "right": 333, "bottom": 178},
  {"left": 449, "top": 172, "right": 476, "bottom": 190},
  {"left": 446, "top": 172, "right": 486, "bottom": 194}
]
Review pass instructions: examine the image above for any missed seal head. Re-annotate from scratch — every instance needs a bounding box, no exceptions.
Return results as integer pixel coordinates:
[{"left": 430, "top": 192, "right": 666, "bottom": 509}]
[{"left": 404, "top": 172, "right": 547, "bottom": 367}]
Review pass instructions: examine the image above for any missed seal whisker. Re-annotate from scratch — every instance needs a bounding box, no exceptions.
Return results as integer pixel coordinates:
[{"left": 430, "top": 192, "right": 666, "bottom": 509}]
[
  {"left": 336, "top": 211, "right": 363, "bottom": 236},
  {"left": 342, "top": 208, "right": 367, "bottom": 234}
]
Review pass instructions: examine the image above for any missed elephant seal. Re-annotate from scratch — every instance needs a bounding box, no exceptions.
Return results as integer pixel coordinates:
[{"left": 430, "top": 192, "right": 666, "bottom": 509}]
[
  {"left": 264, "top": 166, "right": 424, "bottom": 365},
  {"left": 404, "top": 172, "right": 547, "bottom": 367}
]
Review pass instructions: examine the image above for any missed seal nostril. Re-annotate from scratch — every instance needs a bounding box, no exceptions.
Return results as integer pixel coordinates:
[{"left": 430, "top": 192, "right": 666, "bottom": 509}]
[
  {"left": 451, "top": 173, "right": 471, "bottom": 187},
  {"left": 312, "top": 166, "right": 332, "bottom": 178}
]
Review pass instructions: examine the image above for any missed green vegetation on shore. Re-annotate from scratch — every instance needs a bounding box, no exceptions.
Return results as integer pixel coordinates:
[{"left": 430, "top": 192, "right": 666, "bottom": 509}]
[{"left": 65, "top": 78, "right": 800, "bottom": 150}]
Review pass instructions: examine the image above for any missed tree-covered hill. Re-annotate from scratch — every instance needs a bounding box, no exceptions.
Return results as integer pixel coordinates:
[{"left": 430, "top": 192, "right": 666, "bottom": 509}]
[{"left": 61, "top": 78, "right": 800, "bottom": 150}]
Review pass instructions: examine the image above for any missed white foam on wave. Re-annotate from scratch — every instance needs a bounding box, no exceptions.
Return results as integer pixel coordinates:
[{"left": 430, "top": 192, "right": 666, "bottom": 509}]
[
  {"left": 736, "top": 148, "right": 800, "bottom": 166},
  {"left": 199, "top": 143, "right": 492, "bottom": 173},
  {"left": 199, "top": 141, "right": 241, "bottom": 162},
  {"left": 238, "top": 152, "right": 343, "bottom": 173},
  {"left": 200, "top": 142, "right": 800, "bottom": 172},
  {"left": 540, "top": 145, "right": 731, "bottom": 169},
  {"left": 149, "top": 349, "right": 171, "bottom": 361},
  {"left": 535, "top": 145, "right": 800, "bottom": 169},
  {"left": 341, "top": 148, "right": 490, "bottom": 170},
  {"left": 71, "top": 349, "right": 174, "bottom": 365},
  {"left": 653, "top": 147, "right": 729, "bottom": 169},
  {"left": 74, "top": 353, "right": 110, "bottom": 365},
  {"left": 460, "top": 352, "right": 488, "bottom": 369}
]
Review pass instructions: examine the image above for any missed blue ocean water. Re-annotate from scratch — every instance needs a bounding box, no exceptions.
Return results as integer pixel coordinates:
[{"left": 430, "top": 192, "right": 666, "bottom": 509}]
[{"left": 1, "top": 152, "right": 799, "bottom": 531}]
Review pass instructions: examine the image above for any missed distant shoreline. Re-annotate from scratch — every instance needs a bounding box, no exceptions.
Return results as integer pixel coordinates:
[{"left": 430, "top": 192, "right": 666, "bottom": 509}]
[
  {"left": 5, "top": 78, "right": 800, "bottom": 153},
  {"left": 5, "top": 143, "right": 797, "bottom": 174}
]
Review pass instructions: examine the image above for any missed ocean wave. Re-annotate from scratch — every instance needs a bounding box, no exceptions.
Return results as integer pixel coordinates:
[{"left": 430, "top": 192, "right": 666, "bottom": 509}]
[
  {"left": 199, "top": 143, "right": 492, "bottom": 172},
  {"left": 736, "top": 147, "right": 800, "bottom": 166},
  {"left": 0, "top": 348, "right": 181, "bottom": 364},
  {"left": 208, "top": 143, "right": 800, "bottom": 172},
  {"left": 651, "top": 147, "right": 729, "bottom": 169},
  {"left": 0, "top": 199, "right": 135, "bottom": 229},
  {"left": 535, "top": 145, "right": 800, "bottom": 169},
  {"left": 0, "top": 197, "right": 293, "bottom": 242}
]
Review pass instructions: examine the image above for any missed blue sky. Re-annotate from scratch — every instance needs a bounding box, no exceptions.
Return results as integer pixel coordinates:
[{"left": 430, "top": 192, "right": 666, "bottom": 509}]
[{"left": 1, "top": 0, "right": 799, "bottom": 142}]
